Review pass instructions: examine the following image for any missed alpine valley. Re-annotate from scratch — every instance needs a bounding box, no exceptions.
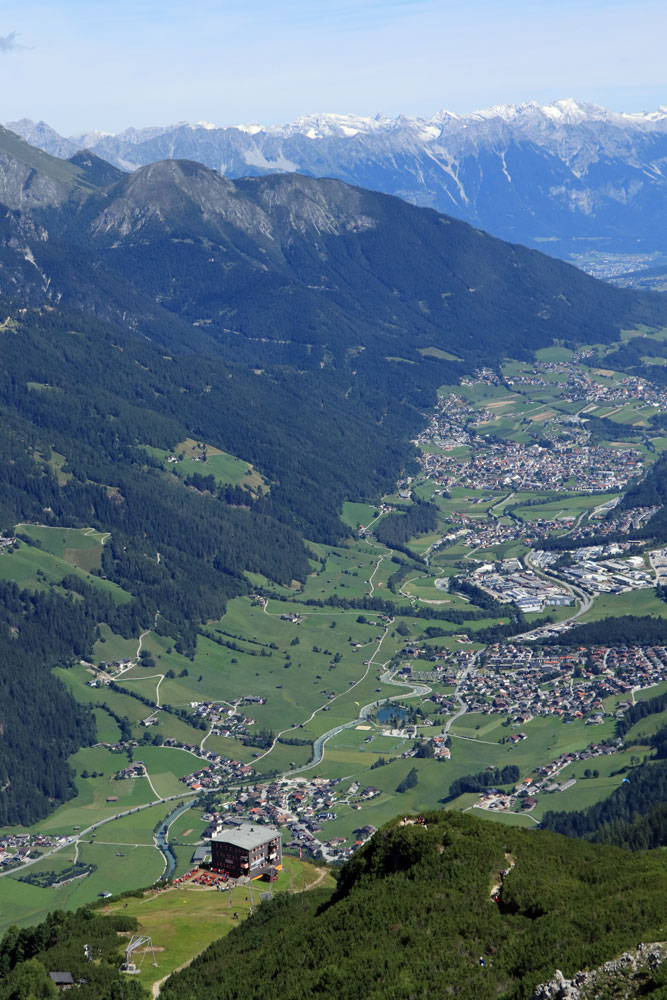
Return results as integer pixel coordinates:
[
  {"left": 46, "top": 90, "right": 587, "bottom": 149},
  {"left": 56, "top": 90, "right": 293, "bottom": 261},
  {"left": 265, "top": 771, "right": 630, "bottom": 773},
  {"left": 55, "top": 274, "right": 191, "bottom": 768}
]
[{"left": 0, "top": 119, "right": 666, "bottom": 1000}]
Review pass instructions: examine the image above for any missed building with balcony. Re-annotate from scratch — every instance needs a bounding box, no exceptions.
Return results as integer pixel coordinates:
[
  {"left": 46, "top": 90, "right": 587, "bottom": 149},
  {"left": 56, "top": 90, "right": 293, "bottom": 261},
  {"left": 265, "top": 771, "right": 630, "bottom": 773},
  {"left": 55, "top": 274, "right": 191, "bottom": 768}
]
[{"left": 210, "top": 824, "right": 282, "bottom": 879}]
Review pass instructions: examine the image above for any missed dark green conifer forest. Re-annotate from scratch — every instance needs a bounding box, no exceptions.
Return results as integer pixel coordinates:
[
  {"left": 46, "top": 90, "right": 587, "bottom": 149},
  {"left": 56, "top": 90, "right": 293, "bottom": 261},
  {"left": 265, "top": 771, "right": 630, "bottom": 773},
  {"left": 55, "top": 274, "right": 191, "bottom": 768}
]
[{"left": 159, "top": 811, "right": 667, "bottom": 1000}]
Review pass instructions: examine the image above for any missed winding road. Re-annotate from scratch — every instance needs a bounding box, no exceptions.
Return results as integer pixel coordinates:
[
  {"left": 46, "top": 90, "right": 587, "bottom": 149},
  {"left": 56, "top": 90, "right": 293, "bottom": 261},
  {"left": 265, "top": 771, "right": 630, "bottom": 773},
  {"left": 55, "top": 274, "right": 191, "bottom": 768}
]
[
  {"left": 284, "top": 661, "right": 431, "bottom": 777},
  {"left": 444, "top": 660, "right": 477, "bottom": 735},
  {"left": 516, "top": 551, "right": 594, "bottom": 641},
  {"left": 252, "top": 614, "right": 396, "bottom": 767}
]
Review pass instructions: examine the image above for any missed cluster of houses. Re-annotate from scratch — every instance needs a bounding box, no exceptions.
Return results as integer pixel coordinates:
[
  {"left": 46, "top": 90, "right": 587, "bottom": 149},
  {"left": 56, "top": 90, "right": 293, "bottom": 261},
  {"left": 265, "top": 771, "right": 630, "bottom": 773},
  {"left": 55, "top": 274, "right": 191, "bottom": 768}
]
[
  {"left": 196, "top": 775, "right": 386, "bottom": 863},
  {"left": 0, "top": 832, "right": 73, "bottom": 870},
  {"left": 448, "top": 515, "right": 561, "bottom": 552},
  {"left": 86, "top": 658, "right": 133, "bottom": 686},
  {"left": 505, "top": 360, "right": 666, "bottom": 411},
  {"left": 417, "top": 421, "right": 643, "bottom": 505},
  {"left": 458, "top": 438, "right": 643, "bottom": 494},
  {"left": 458, "top": 642, "right": 667, "bottom": 723},
  {"left": 474, "top": 738, "right": 623, "bottom": 815},
  {"left": 112, "top": 762, "right": 146, "bottom": 781},
  {"left": 189, "top": 697, "right": 265, "bottom": 739},
  {"left": 180, "top": 754, "right": 256, "bottom": 792},
  {"left": 416, "top": 355, "right": 667, "bottom": 504},
  {"left": 556, "top": 507, "right": 659, "bottom": 548}
]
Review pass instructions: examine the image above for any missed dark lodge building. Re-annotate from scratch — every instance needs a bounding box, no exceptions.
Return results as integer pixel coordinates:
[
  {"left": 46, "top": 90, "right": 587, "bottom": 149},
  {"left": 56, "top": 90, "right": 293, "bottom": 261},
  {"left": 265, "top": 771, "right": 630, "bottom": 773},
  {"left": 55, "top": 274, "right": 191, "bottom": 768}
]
[{"left": 211, "top": 824, "right": 282, "bottom": 879}]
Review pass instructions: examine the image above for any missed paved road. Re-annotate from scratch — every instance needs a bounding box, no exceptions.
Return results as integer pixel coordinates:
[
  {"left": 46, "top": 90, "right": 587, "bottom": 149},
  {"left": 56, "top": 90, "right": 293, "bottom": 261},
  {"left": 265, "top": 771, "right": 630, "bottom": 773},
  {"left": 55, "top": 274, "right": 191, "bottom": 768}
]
[
  {"left": 253, "top": 607, "right": 397, "bottom": 766},
  {"left": 518, "top": 551, "right": 593, "bottom": 641},
  {"left": 368, "top": 552, "right": 386, "bottom": 596},
  {"left": 280, "top": 620, "right": 397, "bottom": 774},
  {"left": 285, "top": 659, "right": 431, "bottom": 777},
  {"left": 649, "top": 547, "right": 667, "bottom": 586},
  {"left": 444, "top": 660, "right": 476, "bottom": 735}
]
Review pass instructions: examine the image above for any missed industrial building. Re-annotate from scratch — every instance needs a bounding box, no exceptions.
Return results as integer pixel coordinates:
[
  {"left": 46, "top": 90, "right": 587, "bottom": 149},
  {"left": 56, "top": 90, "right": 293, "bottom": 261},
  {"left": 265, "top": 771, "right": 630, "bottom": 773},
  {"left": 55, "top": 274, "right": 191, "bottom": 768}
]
[{"left": 211, "top": 824, "right": 282, "bottom": 879}]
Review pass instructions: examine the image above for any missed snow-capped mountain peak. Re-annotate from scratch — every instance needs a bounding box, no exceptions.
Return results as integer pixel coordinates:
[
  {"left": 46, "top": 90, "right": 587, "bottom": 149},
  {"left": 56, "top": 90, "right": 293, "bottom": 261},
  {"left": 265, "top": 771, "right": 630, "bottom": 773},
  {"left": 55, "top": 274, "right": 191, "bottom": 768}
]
[
  {"left": 7, "top": 101, "right": 667, "bottom": 260},
  {"left": 276, "top": 112, "right": 394, "bottom": 139}
]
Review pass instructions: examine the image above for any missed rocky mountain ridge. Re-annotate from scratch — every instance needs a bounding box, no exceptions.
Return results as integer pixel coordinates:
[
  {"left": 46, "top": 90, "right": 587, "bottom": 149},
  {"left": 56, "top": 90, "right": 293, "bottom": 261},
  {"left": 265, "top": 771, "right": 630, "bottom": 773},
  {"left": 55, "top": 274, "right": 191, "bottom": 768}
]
[
  {"left": 9, "top": 100, "right": 667, "bottom": 255},
  {"left": 1, "top": 142, "right": 664, "bottom": 382}
]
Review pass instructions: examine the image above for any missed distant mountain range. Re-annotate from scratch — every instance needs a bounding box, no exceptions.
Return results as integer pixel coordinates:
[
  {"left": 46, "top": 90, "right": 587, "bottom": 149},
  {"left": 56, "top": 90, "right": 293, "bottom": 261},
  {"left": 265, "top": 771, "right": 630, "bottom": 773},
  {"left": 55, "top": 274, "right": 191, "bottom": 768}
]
[
  {"left": 1, "top": 122, "right": 664, "bottom": 380},
  {"left": 8, "top": 99, "right": 667, "bottom": 257}
]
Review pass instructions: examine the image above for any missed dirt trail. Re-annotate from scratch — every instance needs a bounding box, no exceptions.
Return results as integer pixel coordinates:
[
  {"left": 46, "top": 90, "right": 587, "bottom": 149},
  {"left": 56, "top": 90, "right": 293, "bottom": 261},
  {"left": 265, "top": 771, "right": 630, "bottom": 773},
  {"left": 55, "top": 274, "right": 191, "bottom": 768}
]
[
  {"left": 305, "top": 868, "right": 329, "bottom": 891},
  {"left": 490, "top": 852, "right": 516, "bottom": 899},
  {"left": 152, "top": 958, "right": 195, "bottom": 998}
]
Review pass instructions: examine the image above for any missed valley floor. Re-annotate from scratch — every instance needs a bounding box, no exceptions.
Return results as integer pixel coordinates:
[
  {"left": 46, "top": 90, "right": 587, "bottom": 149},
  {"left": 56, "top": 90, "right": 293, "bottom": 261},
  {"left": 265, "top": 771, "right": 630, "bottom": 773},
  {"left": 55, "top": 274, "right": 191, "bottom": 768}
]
[{"left": 2, "top": 334, "right": 667, "bottom": 943}]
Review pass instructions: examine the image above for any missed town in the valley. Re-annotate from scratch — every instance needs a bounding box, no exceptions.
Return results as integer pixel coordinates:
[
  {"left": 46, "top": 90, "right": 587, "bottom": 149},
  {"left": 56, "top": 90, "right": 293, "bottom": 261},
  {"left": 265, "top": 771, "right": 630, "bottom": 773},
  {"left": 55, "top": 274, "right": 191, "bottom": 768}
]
[{"left": 2, "top": 343, "right": 667, "bottom": 911}]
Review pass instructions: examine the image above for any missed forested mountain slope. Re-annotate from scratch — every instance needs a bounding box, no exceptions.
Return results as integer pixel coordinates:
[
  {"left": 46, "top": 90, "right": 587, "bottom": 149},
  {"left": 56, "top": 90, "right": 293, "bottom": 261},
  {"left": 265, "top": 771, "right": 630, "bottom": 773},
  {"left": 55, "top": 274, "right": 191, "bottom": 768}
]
[
  {"left": 161, "top": 810, "right": 667, "bottom": 1000},
  {"left": 3, "top": 154, "right": 667, "bottom": 384},
  {"left": 0, "top": 297, "right": 415, "bottom": 822}
]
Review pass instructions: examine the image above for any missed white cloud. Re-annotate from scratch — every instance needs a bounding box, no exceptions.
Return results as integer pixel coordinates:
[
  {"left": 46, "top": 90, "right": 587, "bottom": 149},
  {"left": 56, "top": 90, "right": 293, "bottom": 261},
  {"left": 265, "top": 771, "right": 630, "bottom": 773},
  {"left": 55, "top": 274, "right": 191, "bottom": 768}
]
[{"left": 0, "top": 31, "right": 23, "bottom": 52}]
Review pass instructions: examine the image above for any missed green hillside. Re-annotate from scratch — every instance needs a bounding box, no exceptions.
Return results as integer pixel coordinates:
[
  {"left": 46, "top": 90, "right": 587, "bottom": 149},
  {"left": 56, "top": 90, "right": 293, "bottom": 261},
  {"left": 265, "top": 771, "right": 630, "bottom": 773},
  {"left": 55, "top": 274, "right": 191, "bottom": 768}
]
[
  {"left": 161, "top": 811, "right": 667, "bottom": 1000},
  {"left": 0, "top": 124, "right": 108, "bottom": 191}
]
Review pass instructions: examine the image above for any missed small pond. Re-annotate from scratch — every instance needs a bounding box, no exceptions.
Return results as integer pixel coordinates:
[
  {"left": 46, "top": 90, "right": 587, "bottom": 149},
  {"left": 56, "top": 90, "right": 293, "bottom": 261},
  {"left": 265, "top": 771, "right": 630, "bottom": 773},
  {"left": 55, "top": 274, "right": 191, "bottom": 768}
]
[{"left": 376, "top": 704, "right": 409, "bottom": 725}]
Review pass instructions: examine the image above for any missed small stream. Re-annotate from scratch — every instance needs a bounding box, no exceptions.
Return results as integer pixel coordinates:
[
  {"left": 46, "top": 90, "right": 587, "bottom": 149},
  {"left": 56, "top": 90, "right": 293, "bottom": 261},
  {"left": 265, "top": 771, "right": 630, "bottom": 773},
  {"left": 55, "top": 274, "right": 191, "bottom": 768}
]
[{"left": 155, "top": 801, "right": 193, "bottom": 879}]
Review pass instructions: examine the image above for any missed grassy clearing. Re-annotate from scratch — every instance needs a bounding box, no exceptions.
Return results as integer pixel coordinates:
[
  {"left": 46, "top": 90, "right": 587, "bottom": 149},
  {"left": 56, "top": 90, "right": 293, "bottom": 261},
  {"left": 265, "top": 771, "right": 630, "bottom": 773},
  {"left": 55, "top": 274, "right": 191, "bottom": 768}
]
[
  {"left": 93, "top": 624, "right": 140, "bottom": 663},
  {"left": 512, "top": 492, "right": 620, "bottom": 523},
  {"left": 143, "top": 437, "right": 267, "bottom": 494},
  {"left": 0, "top": 825, "right": 168, "bottom": 934},
  {"left": 92, "top": 707, "right": 123, "bottom": 744},
  {"left": 529, "top": 746, "right": 652, "bottom": 820},
  {"left": 466, "top": 808, "right": 537, "bottom": 828},
  {"left": 25, "top": 746, "right": 156, "bottom": 835},
  {"left": 17, "top": 525, "right": 108, "bottom": 565},
  {"left": 418, "top": 346, "right": 462, "bottom": 361},
  {"left": 623, "top": 706, "right": 667, "bottom": 743},
  {"left": 137, "top": 747, "right": 202, "bottom": 798},
  {"left": 341, "top": 502, "right": 379, "bottom": 530},
  {"left": 535, "top": 346, "right": 575, "bottom": 362},
  {"left": 0, "top": 536, "right": 130, "bottom": 603},
  {"left": 166, "top": 808, "right": 209, "bottom": 846},
  {"left": 99, "top": 856, "right": 334, "bottom": 991},
  {"left": 581, "top": 588, "right": 667, "bottom": 623},
  {"left": 83, "top": 803, "right": 172, "bottom": 847}
]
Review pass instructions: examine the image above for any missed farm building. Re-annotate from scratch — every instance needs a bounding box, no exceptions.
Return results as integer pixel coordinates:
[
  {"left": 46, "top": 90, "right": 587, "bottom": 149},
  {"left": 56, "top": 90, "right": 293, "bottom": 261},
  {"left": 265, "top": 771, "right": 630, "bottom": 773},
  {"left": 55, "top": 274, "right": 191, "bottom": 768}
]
[{"left": 211, "top": 824, "right": 282, "bottom": 879}]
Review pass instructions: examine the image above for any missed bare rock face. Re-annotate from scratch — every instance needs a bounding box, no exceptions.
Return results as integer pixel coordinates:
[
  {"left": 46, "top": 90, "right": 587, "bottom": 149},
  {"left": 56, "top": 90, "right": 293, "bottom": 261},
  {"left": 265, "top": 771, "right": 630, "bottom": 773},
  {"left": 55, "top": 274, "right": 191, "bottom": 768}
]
[
  {"left": 530, "top": 944, "right": 666, "bottom": 1000},
  {"left": 88, "top": 161, "right": 376, "bottom": 243},
  {"left": 5, "top": 118, "right": 78, "bottom": 159},
  {"left": 531, "top": 970, "right": 580, "bottom": 1000},
  {"left": 0, "top": 151, "right": 73, "bottom": 211}
]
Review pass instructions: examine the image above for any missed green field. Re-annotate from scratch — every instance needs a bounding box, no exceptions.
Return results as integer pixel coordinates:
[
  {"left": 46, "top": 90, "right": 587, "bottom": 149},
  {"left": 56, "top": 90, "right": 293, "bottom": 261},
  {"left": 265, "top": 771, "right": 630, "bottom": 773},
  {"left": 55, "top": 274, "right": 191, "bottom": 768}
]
[
  {"left": 581, "top": 587, "right": 667, "bottom": 622},
  {"left": 0, "top": 526, "right": 130, "bottom": 602},
  {"left": 99, "top": 856, "right": 335, "bottom": 991},
  {"left": 23, "top": 745, "right": 157, "bottom": 835},
  {"left": 143, "top": 437, "right": 267, "bottom": 493}
]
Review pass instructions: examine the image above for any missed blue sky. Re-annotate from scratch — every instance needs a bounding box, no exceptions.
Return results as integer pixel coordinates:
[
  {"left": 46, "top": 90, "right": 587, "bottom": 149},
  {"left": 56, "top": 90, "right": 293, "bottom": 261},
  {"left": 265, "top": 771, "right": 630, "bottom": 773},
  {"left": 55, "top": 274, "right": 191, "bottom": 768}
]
[{"left": 1, "top": 0, "right": 666, "bottom": 133}]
